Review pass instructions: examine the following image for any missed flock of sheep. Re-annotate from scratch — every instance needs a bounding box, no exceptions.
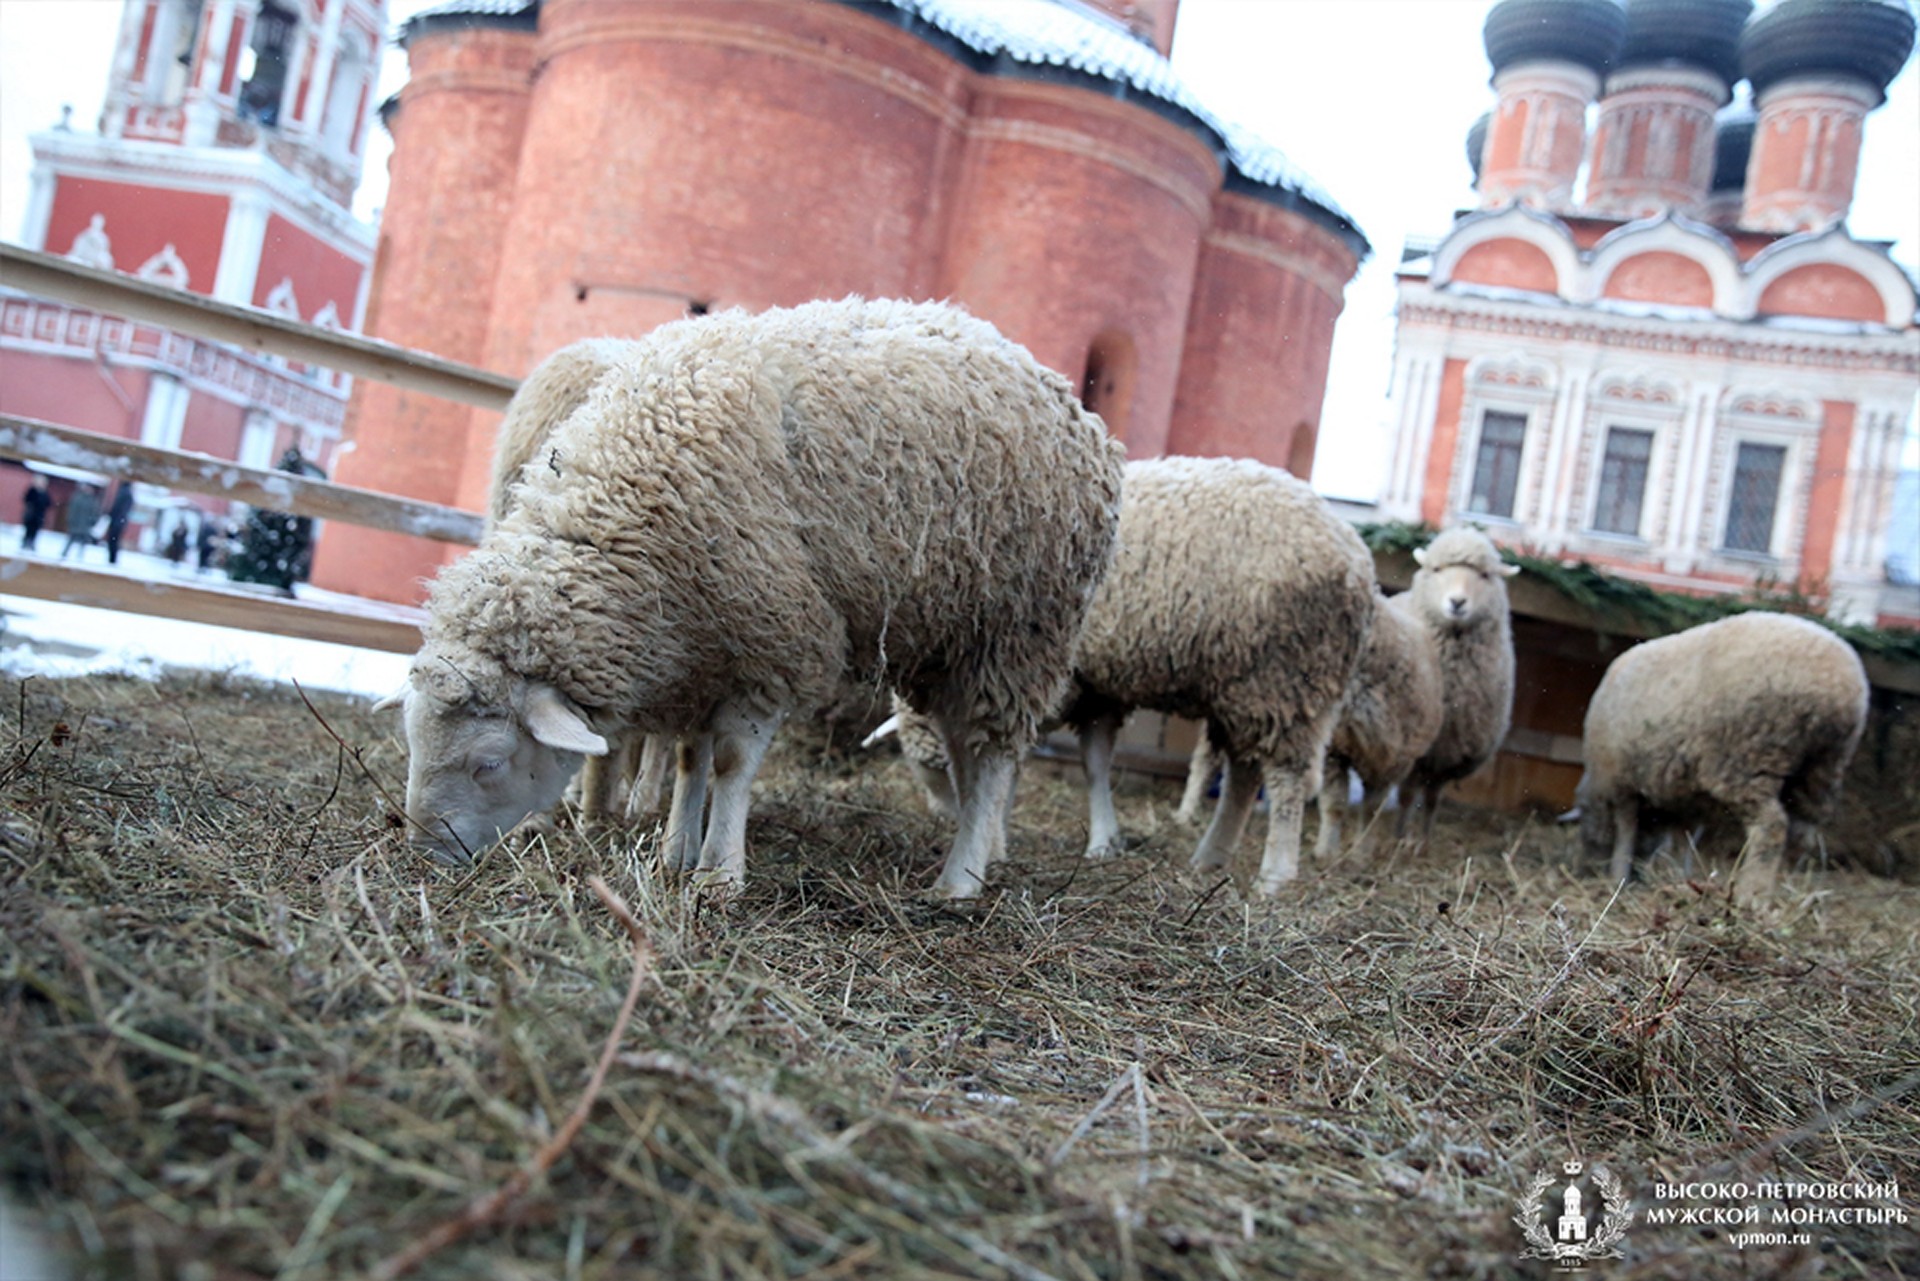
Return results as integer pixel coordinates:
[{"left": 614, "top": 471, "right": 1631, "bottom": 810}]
[{"left": 378, "top": 298, "right": 1872, "bottom": 907}]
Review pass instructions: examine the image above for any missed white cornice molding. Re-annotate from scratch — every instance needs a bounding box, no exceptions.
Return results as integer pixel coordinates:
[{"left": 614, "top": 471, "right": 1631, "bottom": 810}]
[
  {"left": 1397, "top": 282, "right": 1920, "bottom": 372},
  {"left": 1424, "top": 203, "right": 1916, "bottom": 329},
  {"left": 1430, "top": 202, "right": 1582, "bottom": 292},
  {"left": 1584, "top": 210, "right": 1744, "bottom": 310},
  {"left": 1743, "top": 223, "right": 1916, "bottom": 328},
  {"left": 27, "top": 129, "right": 376, "bottom": 257}
]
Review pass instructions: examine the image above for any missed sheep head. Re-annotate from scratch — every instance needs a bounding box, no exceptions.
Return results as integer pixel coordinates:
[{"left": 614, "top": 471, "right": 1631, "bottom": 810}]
[
  {"left": 378, "top": 646, "right": 608, "bottom": 864},
  {"left": 1409, "top": 528, "right": 1517, "bottom": 633}
]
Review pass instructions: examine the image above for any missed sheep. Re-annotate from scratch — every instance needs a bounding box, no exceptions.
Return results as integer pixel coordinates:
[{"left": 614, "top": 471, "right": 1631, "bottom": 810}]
[
  {"left": 389, "top": 297, "right": 1125, "bottom": 899},
  {"left": 1314, "top": 590, "right": 1445, "bottom": 859},
  {"left": 481, "top": 336, "right": 683, "bottom": 825},
  {"left": 1575, "top": 611, "right": 1869, "bottom": 904},
  {"left": 1392, "top": 527, "right": 1518, "bottom": 851},
  {"left": 1065, "top": 456, "right": 1375, "bottom": 894}
]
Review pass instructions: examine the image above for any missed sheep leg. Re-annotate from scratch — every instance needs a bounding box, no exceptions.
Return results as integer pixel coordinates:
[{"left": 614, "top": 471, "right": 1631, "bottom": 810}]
[
  {"left": 1314, "top": 765, "right": 1348, "bottom": 861},
  {"left": 932, "top": 745, "right": 1016, "bottom": 899},
  {"left": 1080, "top": 712, "right": 1126, "bottom": 859},
  {"left": 1175, "top": 736, "right": 1216, "bottom": 824},
  {"left": 693, "top": 709, "right": 784, "bottom": 890},
  {"left": 1190, "top": 755, "right": 1260, "bottom": 874},
  {"left": 1251, "top": 768, "right": 1310, "bottom": 895},
  {"left": 662, "top": 734, "right": 713, "bottom": 872},
  {"left": 1608, "top": 801, "right": 1638, "bottom": 884},
  {"left": 1730, "top": 797, "right": 1788, "bottom": 907},
  {"left": 626, "top": 732, "right": 673, "bottom": 820},
  {"left": 1415, "top": 782, "right": 1442, "bottom": 856}
]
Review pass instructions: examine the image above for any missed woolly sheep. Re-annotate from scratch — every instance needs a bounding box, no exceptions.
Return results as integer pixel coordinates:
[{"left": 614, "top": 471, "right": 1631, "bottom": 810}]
[
  {"left": 1066, "top": 456, "right": 1375, "bottom": 894},
  {"left": 1314, "top": 590, "right": 1445, "bottom": 858},
  {"left": 392, "top": 297, "right": 1124, "bottom": 898},
  {"left": 1392, "top": 527, "right": 1518, "bottom": 850},
  {"left": 481, "top": 337, "right": 680, "bottom": 825},
  {"left": 1575, "top": 611, "right": 1868, "bottom": 904}
]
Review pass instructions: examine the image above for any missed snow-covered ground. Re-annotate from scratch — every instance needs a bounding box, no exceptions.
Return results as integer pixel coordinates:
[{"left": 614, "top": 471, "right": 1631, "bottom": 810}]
[{"left": 1, "top": 525, "right": 410, "bottom": 701}]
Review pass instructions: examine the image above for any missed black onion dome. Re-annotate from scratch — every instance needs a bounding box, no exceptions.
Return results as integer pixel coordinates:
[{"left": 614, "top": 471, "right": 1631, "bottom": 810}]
[
  {"left": 1740, "top": 0, "right": 1918, "bottom": 100},
  {"left": 1618, "top": 0, "right": 1753, "bottom": 83},
  {"left": 1484, "top": 0, "right": 1630, "bottom": 76},
  {"left": 1467, "top": 111, "right": 1491, "bottom": 180},
  {"left": 1711, "top": 102, "right": 1757, "bottom": 188}
]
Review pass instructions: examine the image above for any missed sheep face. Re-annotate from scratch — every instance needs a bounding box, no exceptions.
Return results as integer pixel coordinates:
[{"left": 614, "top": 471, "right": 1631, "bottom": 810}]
[
  {"left": 383, "top": 668, "right": 608, "bottom": 864},
  {"left": 1410, "top": 542, "right": 1517, "bottom": 634}
]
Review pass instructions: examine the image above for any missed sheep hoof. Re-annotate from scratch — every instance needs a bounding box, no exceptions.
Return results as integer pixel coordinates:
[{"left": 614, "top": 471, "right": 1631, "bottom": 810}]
[{"left": 1083, "top": 838, "right": 1124, "bottom": 861}]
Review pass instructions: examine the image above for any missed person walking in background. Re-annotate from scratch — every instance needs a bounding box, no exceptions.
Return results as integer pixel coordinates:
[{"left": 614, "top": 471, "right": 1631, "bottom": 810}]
[
  {"left": 19, "top": 474, "right": 51, "bottom": 551},
  {"left": 59, "top": 483, "right": 102, "bottom": 561},
  {"left": 163, "top": 520, "right": 191, "bottom": 567},
  {"left": 104, "top": 481, "right": 136, "bottom": 565}
]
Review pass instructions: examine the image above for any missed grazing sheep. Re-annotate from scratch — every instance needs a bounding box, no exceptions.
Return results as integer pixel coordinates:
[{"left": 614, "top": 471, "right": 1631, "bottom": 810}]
[
  {"left": 1315, "top": 591, "right": 1445, "bottom": 858},
  {"left": 391, "top": 297, "right": 1124, "bottom": 898},
  {"left": 1576, "top": 611, "right": 1869, "bottom": 904},
  {"left": 483, "top": 336, "right": 678, "bottom": 826},
  {"left": 1393, "top": 527, "right": 1518, "bottom": 850},
  {"left": 1065, "top": 456, "right": 1375, "bottom": 894}
]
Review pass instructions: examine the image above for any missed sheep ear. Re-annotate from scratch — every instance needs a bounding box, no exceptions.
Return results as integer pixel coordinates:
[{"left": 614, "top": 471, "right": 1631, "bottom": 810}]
[
  {"left": 371, "top": 685, "right": 408, "bottom": 713},
  {"left": 524, "top": 683, "right": 609, "bottom": 755},
  {"left": 1412, "top": 546, "right": 1429, "bottom": 567},
  {"left": 1499, "top": 562, "right": 1520, "bottom": 577}
]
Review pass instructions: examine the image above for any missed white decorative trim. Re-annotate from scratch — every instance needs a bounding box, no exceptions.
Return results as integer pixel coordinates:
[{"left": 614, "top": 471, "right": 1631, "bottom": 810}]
[
  {"left": 264, "top": 276, "right": 301, "bottom": 318},
  {"left": 1431, "top": 203, "right": 1581, "bottom": 294},
  {"left": 136, "top": 243, "right": 191, "bottom": 289},
  {"left": 1584, "top": 212, "right": 1743, "bottom": 313}
]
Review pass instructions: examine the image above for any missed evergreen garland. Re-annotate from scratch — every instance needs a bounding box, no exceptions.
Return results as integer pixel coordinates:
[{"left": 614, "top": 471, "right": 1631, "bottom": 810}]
[{"left": 1355, "top": 520, "right": 1920, "bottom": 667}]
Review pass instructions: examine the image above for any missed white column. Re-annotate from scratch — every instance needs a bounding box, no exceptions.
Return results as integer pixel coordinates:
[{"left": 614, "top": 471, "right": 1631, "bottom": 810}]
[
  {"left": 1389, "top": 354, "right": 1443, "bottom": 521},
  {"left": 212, "top": 187, "right": 270, "bottom": 305},
  {"left": 19, "top": 162, "right": 57, "bottom": 249},
  {"left": 1541, "top": 365, "right": 1593, "bottom": 539},
  {"left": 1527, "top": 373, "right": 1576, "bottom": 546},
  {"left": 183, "top": 0, "right": 243, "bottom": 145},
  {"left": 301, "top": 0, "right": 346, "bottom": 138},
  {"left": 138, "top": 373, "right": 191, "bottom": 451}
]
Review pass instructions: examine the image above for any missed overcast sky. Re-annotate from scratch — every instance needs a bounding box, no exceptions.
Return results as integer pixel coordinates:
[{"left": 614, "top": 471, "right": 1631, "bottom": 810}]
[{"left": 2, "top": 0, "right": 1915, "bottom": 498}]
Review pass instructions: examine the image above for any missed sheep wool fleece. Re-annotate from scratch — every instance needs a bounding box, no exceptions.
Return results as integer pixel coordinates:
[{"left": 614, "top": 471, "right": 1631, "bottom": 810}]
[
  {"left": 422, "top": 297, "right": 1126, "bottom": 753},
  {"left": 487, "top": 337, "right": 637, "bottom": 526},
  {"left": 1579, "top": 610, "right": 1869, "bottom": 893},
  {"left": 1070, "top": 456, "right": 1375, "bottom": 772}
]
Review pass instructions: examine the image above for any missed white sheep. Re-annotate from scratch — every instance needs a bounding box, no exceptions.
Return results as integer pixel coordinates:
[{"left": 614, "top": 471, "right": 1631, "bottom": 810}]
[
  {"left": 1392, "top": 527, "right": 1518, "bottom": 851},
  {"left": 1314, "top": 590, "right": 1445, "bottom": 858},
  {"left": 1575, "top": 611, "right": 1869, "bottom": 904},
  {"left": 482, "top": 336, "right": 681, "bottom": 826},
  {"left": 1066, "top": 456, "right": 1375, "bottom": 894},
  {"left": 390, "top": 297, "right": 1124, "bottom": 899}
]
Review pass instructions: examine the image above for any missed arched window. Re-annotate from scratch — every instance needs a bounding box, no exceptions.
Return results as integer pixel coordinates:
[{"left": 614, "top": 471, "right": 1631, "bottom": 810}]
[
  {"left": 239, "top": 1, "right": 298, "bottom": 127},
  {"left": 1079, "top": 329, "right": 1135, "bottom": 440}
]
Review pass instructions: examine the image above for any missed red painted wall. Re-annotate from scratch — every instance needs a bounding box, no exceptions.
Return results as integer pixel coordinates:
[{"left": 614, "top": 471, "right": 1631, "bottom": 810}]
[
  {"left": 1800, "top": 400, "right": 1856, "bottom": 589},
  {"left": 1757, "top": 264, "right": 1885, "bottom": 324},
  {"left": 940, "top": 79, "right": 1214, "bottom": 456},
  {"left": 1168, "top": 195, "right": 1357, "bottom": 471},
  {"left": 45, "top": 178, "right": 229, "bottom": 293},
  {"left": 1422, "top": 358, "right": 1468, "bottom": 525},
  {"left": 1601, "top": 251, "right": 1714, "bottom": 308},
  {"left": 1452, "top": 238, "right": 1558, "bottom": 294},
  {"left": 254, "top": 214, "right": 368, "bottom": 321}
]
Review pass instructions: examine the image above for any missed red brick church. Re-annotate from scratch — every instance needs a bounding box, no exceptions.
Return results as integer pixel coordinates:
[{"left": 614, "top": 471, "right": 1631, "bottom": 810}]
[{"left": 312, "top": 0, "right": 1370, "bottom": 603}]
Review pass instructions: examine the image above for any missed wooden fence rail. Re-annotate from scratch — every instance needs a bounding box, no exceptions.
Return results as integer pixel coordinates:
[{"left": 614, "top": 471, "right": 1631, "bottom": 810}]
[{"left": 0, "top": 415, "right": 484, "bottom": 547}]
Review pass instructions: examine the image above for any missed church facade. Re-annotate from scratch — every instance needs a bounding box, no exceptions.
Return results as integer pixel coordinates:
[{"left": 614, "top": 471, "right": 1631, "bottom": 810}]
[
  {"left": 1380, "top": 0, "right": 1918, "bottom": 627},
  {"left": 1, "top": 0, "right": 385, "bottom": 547}
]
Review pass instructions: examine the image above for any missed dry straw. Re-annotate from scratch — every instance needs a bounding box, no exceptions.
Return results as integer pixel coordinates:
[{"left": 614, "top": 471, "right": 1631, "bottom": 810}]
[{"left": 2, "top": 670, "right": 1916, "bottom": 1279}]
